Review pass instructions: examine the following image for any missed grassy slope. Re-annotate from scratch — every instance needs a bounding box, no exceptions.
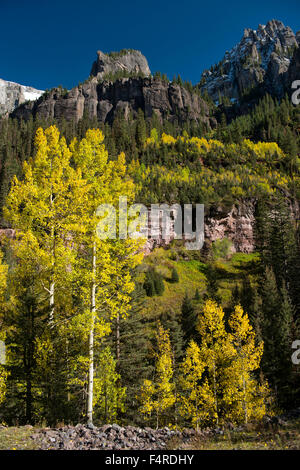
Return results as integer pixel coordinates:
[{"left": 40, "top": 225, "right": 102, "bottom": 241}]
[{"left": 140, "top": 245, "right": 260, "bottom": 318}]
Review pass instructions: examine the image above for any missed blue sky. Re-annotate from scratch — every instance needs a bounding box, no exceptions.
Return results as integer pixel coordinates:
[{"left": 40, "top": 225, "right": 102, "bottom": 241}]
[{"left": 1, "top": 0, "right": 300, "bottom": 90}]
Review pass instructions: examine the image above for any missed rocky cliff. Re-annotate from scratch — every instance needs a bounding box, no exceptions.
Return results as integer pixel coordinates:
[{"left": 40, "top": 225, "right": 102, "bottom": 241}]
[
  {"left": 0, "top": 78, "right": 43, "bottom": 116},
  {"left": 12, "top": 75, "right": 213, "bottom": 127},
  {"left": 143, "top": 197, "right": 300, "bottom": 255},
  {"left": 141, "top": 201, "right": 256, "bottom": 255},
  {"left": 90, "top": 49, "right": 151, "bottom": 79},
  {"left": 200, "top": 19, "right": 299, "bottom": 102}
]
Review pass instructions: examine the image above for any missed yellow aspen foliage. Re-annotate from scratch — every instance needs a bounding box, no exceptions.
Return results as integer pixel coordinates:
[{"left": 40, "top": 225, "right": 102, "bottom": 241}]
[
  {"left": 93, "top": 347, "right": 126, "bottom": 423},
  {"left": 179, "top": 340, "right": 215, "bottom": 429},
  {"left": 4, "top": 126, "right": 86, "bottom": 324},
  {"left": 71, "top": 128, "right": 144, "bottom": 425},
  {"left": 222, "top": 305, "right": 270, "bottom": 424},
  {"left": 140, "top": 379, "right": 156, "bottom": 418},
  {"left": 175, "top": 301, "right": 271, "bottom": 427},
  {"left": 0, "top": 365, "right": 8, "bottom": 406},
  {"left": 161, "top": 133, "right": 177, "bottom": 145},
  {"left": 139, "top": 323, "right": 175, "bottom": 428},
  {"left": 0, "top": 250, "right": 7, "bottom": 308},
  {"left": 196, "top": 300, "right": 234, "bottom": 425}
]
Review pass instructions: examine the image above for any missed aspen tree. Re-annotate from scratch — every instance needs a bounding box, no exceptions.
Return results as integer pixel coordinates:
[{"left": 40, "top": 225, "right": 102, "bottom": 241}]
[
  {"left": 71, "top": 130, "right": 143, "bottom": 425},
  {"left": 4, "top": 126, "right": 85, "bottom": 324},
  {"left": 196, "top": 300, "right": 232, "bottom": 425},
  {"left": 93, "top": 347, "right": 126, "bottom": 423},
  {"left": 224, "top": 305, "right": 269, "bottom": 424},
  {"left": 139, "top": 323, "right": 175, "bottom": 428},
  {"left": 179, "top": 340, "right": 214, "bottom": 429}
]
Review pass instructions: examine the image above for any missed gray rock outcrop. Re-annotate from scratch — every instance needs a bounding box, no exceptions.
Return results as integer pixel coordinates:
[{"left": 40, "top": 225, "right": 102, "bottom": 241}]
[
  {"left": 199, "top": 19, "right": 299, "bottom": 102},
  {"left": 12, "top": 75, "right": 213, "bottom": 127},
  {"left": 0, "top": 78, "right": 43, "bottom": 116},
  {"left": 90, "top": 49, "right": 151, "bottom": 79}
]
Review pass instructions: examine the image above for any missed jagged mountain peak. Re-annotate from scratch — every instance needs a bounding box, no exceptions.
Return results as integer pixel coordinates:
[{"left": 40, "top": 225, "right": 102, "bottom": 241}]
[{"left": 200, "top": 19, "right": 299, "bottom": 103}]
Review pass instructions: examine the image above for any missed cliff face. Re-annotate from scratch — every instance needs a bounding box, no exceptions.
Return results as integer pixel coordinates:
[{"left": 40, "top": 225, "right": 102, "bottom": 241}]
[
  {"left": 90, "top": 49, "right": 151, "bottom": 79},
  {"left": 200, "top": 19, "right": 299, "bottom": 102},
  {"left": 12, "top": 76, "right": 214, "bottom": 127},
  {"left": 204, "top": 202, "right": 256, "bottom": 253},
  {"left": 144, "top": 197, "right": 299, "bottom": 255},
  {"left": 0, "top": 78, "right": 43, "bottom": 116},
  {"left": 11, "top": 48, "right": 214, "bottom": 127},
  {"left": 142, "top": 201, "right": 257, "bottom": 255}
]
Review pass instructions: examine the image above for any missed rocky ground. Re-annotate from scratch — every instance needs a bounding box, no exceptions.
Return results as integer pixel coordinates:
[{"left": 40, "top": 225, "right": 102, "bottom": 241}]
[
  {"left": 30, "top": 424, "right": 199, "bottom": 450},
  {"left": 25, "top": 409, "right": 300, "bottom": 450},
  {"left": 1, "top": 409, "right": 300, "bottom": 450}
]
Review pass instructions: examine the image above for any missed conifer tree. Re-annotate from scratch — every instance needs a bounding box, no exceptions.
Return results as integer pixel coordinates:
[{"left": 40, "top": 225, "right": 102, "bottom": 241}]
[
  {"left": 171, "top": 267, "right": 179, "bottom": 283},
  {"left": 180, "top": 292, "right": 198, "bottom": 346},
  {"left": 260, "top": 267, "right": 281, "bottom": 386}
]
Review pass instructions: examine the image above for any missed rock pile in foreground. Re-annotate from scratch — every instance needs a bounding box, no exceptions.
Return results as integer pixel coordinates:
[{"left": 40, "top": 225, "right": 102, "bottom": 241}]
[{"left": 31, "top": 424, "right": 199, "bottom": 450}]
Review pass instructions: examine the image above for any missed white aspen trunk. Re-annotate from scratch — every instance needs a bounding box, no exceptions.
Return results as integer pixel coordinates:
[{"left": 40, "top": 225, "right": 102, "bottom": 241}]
[
  {"left": 87, "top": 241, "right": 96, "bottom": 426},
  {"left": 49, "top": 279, "right": 55, "bottom": 324}
]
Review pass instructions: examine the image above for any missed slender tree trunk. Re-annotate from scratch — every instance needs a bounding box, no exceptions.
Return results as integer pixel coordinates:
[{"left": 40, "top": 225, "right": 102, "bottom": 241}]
[
  {"left": 87, "top": 241, "right": 96, "bottom": 426},
  {"left": 212, "top": 360, "right": 219, "bottom": 426},
  {"left": 49, "top": 279, "right": 55, "bottom": 324}
]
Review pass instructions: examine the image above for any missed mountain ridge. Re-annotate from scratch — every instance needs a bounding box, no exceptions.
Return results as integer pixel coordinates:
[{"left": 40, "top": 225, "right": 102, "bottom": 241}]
[
  {"left": 2, "top": 20, "right": 300, "bottom": 121},
  {"left": 199, "top": 19, "right": 299, "bottom": 103}
]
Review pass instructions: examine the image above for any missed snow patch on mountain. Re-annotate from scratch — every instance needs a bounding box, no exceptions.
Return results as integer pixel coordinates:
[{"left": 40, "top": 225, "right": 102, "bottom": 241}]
[{"left": 0, "top": 79, "right": 44, "bottom": 115}]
